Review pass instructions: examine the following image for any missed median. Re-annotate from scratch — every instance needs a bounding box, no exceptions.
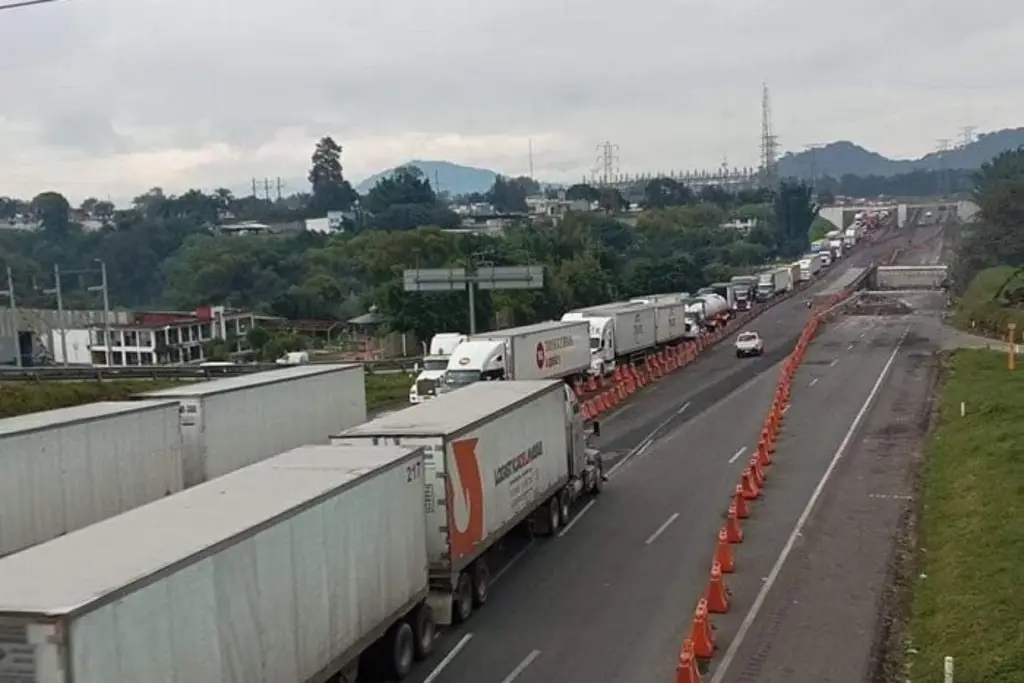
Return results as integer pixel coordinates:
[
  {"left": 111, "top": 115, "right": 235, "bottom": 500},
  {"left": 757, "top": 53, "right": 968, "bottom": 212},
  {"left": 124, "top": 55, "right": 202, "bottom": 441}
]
[{"left": 905, "top": 349, "right": 1023, "bottom": 683}]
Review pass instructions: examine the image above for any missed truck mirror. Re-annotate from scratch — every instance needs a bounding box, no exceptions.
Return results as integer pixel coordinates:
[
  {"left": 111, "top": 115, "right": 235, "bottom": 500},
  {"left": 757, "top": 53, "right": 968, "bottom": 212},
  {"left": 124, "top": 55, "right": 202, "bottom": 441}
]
[{"left": 591, "top": 421, "right": 601, "bottom": 437}]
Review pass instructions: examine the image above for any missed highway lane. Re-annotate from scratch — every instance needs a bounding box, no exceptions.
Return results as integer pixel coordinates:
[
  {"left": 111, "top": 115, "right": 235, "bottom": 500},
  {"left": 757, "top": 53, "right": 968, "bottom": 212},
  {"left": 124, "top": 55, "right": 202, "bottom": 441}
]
[
  {"left": 393, "top": 228, "right": 907, "bottom": 683},
  {"left": 708, "top": 315, "right": 937, "bottom": 683}
]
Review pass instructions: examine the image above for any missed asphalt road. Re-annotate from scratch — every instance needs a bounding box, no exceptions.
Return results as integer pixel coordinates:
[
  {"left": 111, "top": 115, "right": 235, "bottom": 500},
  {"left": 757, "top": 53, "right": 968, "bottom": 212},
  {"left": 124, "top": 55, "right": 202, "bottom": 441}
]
[
  {"left": 397, "top": 228, "right": 908, "bottom": 683},
  {"left": 707, "top": 314, "right": 937, "bottom": 683}
]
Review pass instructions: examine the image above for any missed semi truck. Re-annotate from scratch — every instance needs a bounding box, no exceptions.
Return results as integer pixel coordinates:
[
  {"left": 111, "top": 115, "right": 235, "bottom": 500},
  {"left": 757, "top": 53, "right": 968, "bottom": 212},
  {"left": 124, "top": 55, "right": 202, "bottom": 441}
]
[
  {"left": 330, "top": 380, "right": 603, "bottom": 626},
  {"left": 710, "top": 282, "right": 737, "bottom": 311},
  {"left": 684, "top": 293, "right": 730, "bottom": 330},
  {"left": 772, "top": 266, "right": 793, "bottom": 294},
  {"left": 442, "top": 320, "right": 590, "bottom": 390},
  {"left": 0, "top": 400, "right": 184, "bottom": 558},
  {"left": 409, "top": 332, "right": 468, "bottom": 404},
  {"left": 627, "top": 296, "right": 694, "bottom": 345},
  {"left": 756, "top": 271, "right": 775, "bottom": 300},
  {"left": 0, "top": 444, "right": 435, "bottom": 683},
  {"left": 137, "top": 364, "right": 366, "bottom": 487},
  {"left": 798, "top": 255, "right": 822, "bottom": 281},
  {"left": 729, "top": 275, "right": 758, "bottom": 311},
  {"left": 561, "top": 301, "right": 657, "bottom": 376},
  {"left": 789, "top": 262, "right": 802, "bottom": 290}
]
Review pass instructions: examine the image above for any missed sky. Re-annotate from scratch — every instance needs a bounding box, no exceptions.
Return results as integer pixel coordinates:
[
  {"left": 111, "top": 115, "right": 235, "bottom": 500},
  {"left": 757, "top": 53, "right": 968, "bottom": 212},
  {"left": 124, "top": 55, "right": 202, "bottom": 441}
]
[{"left": 1, "top": 0, "right": 1022, "bottom": 204}]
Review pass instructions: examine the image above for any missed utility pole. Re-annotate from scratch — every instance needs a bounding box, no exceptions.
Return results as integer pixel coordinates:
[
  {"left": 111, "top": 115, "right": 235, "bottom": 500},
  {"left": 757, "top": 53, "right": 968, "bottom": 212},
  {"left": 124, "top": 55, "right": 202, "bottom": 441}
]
[
  {"left": 1, "top": 266, "right": 21, "bottom": 367},
  {"left": 276, "top": 177, "right": 285, "bottom": 201},
  {"left": 936, "top": 138, "right": 951, "bottom": 197},
  {"left": 528, "top": 139, "right": 535, "bottom": 181},
  {"left": 760, "top": 83, "right": 780, "bottom": 189},
  {"left": 251, "top": 177, "right": 258, "bottom": 198},
  {"left": 87, "top": 260, "right": 112, "bottom": 366},
  {"left": 42, "top": 264, "right": 68, "bottom": 366},
  {"left": 960, "top": 126, "right": 977, "bottom": 148},
  {"left": 592, "top": 141, "right": 620, "bottom": 186},
  {"left": 263, "top": 178, "right": 271, "bottom": 201},
  {"left": 804, "top": 143, "right": 825, "bottom": 193}
]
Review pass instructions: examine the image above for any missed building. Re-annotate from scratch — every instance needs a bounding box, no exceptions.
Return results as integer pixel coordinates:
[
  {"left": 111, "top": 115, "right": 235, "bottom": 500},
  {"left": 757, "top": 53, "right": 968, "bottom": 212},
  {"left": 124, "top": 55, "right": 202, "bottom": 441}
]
[{"left": 86, "top": 305, "right": 257, "bottom": 366}]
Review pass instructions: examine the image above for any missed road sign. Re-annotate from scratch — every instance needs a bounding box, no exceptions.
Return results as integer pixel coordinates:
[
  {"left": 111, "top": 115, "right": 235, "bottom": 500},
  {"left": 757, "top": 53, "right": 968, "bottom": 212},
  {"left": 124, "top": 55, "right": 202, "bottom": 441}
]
[
  {"left": 475, "top": 265, "right": 544, "bottom": 290},
  {"left": 403, "top": 268, "right": 468, "bottom": 292}
]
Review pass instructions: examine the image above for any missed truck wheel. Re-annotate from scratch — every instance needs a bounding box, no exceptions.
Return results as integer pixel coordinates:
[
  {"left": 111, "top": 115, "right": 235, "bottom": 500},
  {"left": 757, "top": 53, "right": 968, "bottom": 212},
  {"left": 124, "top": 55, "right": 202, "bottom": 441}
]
[
  {"left": 736, "top": 350, "right": 743, "bottom": 358},
  {"left": 386, "top": 621, "right": 416, "bottom": 680},
  {"left": 453, "top": 573, "right": 474, "bottom": 624},
  {"left": 411, "top": 604, "right": 435, "bottom": 660},
  {"left": 557, "top": 489, "right": 571, "bottom": 527},
  {"left": 546, "top": 496, "right": 562, "bottom": 535},
  {"left": 472, "top": 559, "right": 490, "bottom": 607},
  {"left": 592, "top": 469, "right": 604, "bottom": 494}
]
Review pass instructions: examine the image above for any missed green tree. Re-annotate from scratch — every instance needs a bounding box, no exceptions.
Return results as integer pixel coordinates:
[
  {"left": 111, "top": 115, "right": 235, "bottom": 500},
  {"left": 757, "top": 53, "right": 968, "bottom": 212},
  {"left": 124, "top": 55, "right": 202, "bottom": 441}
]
[
  {"left": 30, "top": 191, "right": 72, "bottom": 236},
  {"left": 565, "top": 183, "right": 600, "bottom": 202},
  {"left": 772, "top": 181, "right": 816, "bottom": 258},
  {"left": 308, "top": 136, "right": 358, "bottom": 214},
  {"left": 487, "top": 175, "right": 530, "bottom": 213}
]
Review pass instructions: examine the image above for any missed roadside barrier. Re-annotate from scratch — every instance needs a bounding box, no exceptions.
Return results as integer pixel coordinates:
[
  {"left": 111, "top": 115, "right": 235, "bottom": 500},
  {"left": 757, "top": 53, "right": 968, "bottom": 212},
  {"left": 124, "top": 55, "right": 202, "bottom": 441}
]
[{"left": 667, "top": 280, "right": 858, "bottom": 682}]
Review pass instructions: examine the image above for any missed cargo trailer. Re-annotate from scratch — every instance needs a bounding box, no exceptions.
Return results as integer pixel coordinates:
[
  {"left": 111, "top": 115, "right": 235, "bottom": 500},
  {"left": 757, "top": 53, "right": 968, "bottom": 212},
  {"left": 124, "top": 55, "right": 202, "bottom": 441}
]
[
  {"left": 0, "top": 444, "right": 432, "bottom": 683},
  {"left": 330, "top": 379, "right": 603, "bottom": 626},
  {"left": 137, "top": 363, "right": 366, "bottom": 487},
  {"left": 0, "top": 400, "right": 183, "bottom": 558},
  {"left": 563, "top": 301, "right": 657, "bottom": 358}
]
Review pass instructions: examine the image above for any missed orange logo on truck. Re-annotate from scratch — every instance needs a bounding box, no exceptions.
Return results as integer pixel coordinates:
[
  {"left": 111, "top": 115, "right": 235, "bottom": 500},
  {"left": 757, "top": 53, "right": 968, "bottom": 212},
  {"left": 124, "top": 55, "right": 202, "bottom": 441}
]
[{"left": 449, "top": 437, "right": 485, "bottom": 561}]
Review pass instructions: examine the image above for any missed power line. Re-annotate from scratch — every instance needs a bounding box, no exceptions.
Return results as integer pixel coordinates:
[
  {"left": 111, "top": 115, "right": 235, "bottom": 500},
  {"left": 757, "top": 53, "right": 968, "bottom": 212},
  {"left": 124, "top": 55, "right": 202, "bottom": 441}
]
[{"left": 0, "top": 0, "right": 63, "bottom": 12}]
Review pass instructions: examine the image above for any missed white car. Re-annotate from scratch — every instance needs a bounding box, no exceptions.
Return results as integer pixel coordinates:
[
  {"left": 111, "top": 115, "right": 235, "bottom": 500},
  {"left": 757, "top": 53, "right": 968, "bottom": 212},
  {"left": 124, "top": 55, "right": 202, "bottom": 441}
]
[{"left": 735, "top": 331, "right": 764, "bottom": 358}]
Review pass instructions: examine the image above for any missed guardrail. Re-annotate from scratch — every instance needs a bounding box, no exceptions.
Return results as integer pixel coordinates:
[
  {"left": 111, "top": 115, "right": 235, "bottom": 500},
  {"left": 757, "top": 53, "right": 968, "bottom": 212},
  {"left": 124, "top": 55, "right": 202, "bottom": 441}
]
[{"left": 0, "top": 358, "right": 421, "bottom": 382}]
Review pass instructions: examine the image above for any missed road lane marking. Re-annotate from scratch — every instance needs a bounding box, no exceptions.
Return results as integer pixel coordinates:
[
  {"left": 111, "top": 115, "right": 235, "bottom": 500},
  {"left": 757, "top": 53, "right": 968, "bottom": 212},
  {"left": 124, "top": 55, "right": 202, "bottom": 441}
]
[
  {"left": 728, "top": 446, "right": 747, "bottom": 464},
  {"left": 829, "top": 359, "right": 838, "bottom": 367},
  {"left": 676, "top": 401, "right": 692, "bottom": 415},
  {"left": 809, "top": 377, "right": 819, "bottom": 387},
  {"left": 500, "top": 650, "right": 541, "bottom": 683},
  {"left": 708, "top": 325, "right": 908, "bottom": 683},
  {"left": 557, "top": 500, "right": 597, "bottom": 538},
  {"left": 491, "top": 539, "right": 535, "bottom": 584},
  {"left": 644, "top": 512, "right": 680, "bottom": 545},
  {"left": 423, "top": 634, "right": 473, "bottom": 683}
]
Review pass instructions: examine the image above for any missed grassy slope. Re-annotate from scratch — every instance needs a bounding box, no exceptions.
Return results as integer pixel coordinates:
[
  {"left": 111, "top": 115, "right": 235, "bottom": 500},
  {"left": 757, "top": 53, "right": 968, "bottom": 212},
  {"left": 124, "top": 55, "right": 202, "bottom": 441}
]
[
  {"left": 953, "top": 265, "right": 1024, "bottom": 337},
  {"left": 909, "top": 350, "right": 1024, "bottom": 682},
  {"left": 0, "top": 371, "right": 414, "bottom": 419}
]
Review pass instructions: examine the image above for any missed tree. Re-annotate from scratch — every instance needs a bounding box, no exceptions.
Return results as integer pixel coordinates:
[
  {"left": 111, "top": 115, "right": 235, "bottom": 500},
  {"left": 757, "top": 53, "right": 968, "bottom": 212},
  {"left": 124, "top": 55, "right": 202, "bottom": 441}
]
[
  {"left": 30, "top": 191, "right": 72, "bottom": 236},
  {"left": 364, "top": 166, "right": 437, "bottom": 214},
  {"left": 308, "top": 136, "right": 358, "bottom": 214},
  {"left": 565, "top": 183, "right": 600, "bottom": 203},
  {"left": 643, "top": 177, "right": 694, "bottom": 208},
  {"left": 487, "top": 175, "right": 530, "bottom": 213},
  {"left": 772, "top": 181, "right": 816, "bottom": 258}
]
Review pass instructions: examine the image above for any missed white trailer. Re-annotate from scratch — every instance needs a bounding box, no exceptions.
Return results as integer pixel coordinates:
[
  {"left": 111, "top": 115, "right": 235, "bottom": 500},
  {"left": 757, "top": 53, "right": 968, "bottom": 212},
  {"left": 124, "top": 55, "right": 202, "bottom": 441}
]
[
  {"left": 629, "top": 299, "right": 689, "bottom": 345},
  {"left": 137, "top": 364, "right": 366, "bottom": 487},
  {"left": 331, "top": 380, "right": 602, "bottom": 626},
  {"left": 567, "top": 301, "right": 657, "bottom": 357},
  {"left": 0, "top": 400, "right": 183, "bottom": 558},
  {"left": 0, "top": 445, "right": 432, "bottom": 683},
  {"left": 480, "top": 320, "right": 590, "bottom": 381},
  {"left": 772, "top": 267, "right": 791, "bottom": 294}
]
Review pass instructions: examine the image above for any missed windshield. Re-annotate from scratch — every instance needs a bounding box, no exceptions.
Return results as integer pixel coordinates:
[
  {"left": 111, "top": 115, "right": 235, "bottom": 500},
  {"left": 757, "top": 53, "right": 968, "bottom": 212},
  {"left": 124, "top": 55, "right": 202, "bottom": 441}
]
[
  {"left": 445, "top": 369, "right": 481, "bottom": 388},
  {"left": 589, "top": 336, "right": 601, "bottom": 350},
  {"left": 738, "top": 333, "right": 757, "bottom": 342},
  {"left": 422, "top": 358, "right": 448, "bottom": 371}
]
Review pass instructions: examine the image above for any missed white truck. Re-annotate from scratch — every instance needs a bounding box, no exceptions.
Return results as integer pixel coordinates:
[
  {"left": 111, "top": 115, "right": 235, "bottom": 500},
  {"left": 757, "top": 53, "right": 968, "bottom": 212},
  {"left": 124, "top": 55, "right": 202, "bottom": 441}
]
[
  {"left": 735, "top": 331, "right": 764, "bottom": 358},
  {"left": 0, "top": 444, "right": 434, "bottom": 683},
  {"left": 0, "top": 400, "right": 183, "bottom": 558},
  {"left": 137, "top": 364, "right": 366, "bottom": 487},
  {"left": 684, "top": 294, "right": 730, "bottom": 330},
  {"left": 562, "top": 301, "right": 657, "bottom": 376},
  {"left": 772, "top": 266, "right": 792, "bottom": 294},
  {"left": 828, "top": 239, "right": 844, "bottom": 259},
  {"left": 627, "top": 297, "right": 693, "bottom": 345},
  {"left": 756, "top": 271, "right": 776, "bottom": 300},
  {"left": 788, "top": 263, "right": 802, "bottom": 290},
  {"left": 331, "top": 380, "right": 603, "bottom": 626},
  {"left": 443, "top": 320, "right": 590, "bottom": 390},
  {"left": 409, "top": 332, "right": 468, "bottom": 404},
  {"left": 798, "top": 256, "right": 822, "bottom": 281}
]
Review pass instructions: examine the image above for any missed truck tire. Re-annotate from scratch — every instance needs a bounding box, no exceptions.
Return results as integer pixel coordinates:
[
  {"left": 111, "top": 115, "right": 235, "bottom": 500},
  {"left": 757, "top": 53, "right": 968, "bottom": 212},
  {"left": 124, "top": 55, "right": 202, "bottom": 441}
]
[
  {"left": 385, "top": 621, "right": 416, "bottom": 680},
  {"left": 557, "top": 489, "right": 571, "bottom": 527},
  {"left": 472, "top": 559, "right": 490, "bottom": 607},
  {"left": 546, "top": 496, "right": 561, "bottom": 535},
  {"left": 592, "top": 469, "right": 604, "bottom": 494},
  {"left": 411, "top": 604, "right": 435, "bottom": 660},
  {"left": 453, "top": 573, "right": 474, "bottom": 624}
]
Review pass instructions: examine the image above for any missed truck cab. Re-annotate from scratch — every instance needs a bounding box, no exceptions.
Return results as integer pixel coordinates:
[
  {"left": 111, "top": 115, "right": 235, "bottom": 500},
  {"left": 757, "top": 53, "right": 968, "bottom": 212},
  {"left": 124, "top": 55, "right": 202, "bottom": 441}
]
[
  {"left": 410, "top": 333, "right": 468, "bottom": 403},
  {"left": 562, "top": 312, "right": 615, "bottom": 377},
  {"left": 442, "top": 339, "right": 506, "bottom": 389}
]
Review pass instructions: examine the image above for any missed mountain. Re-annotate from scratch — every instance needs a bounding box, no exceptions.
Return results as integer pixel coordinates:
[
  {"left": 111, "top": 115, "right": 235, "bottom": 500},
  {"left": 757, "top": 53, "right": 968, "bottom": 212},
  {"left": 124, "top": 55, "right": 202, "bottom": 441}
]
[
  {"left": 777, "top": 127, "right": 1024, "bottom": 179},
  {"left": 355, "top": 160, "right": 499, "bottom": 196}
]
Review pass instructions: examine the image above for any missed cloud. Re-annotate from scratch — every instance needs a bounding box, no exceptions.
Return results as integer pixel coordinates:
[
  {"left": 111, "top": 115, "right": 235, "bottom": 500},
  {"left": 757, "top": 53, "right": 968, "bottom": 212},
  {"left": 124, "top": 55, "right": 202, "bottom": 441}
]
[{"left": 0, "top": 0, "right": 1022, "bottom": 203}]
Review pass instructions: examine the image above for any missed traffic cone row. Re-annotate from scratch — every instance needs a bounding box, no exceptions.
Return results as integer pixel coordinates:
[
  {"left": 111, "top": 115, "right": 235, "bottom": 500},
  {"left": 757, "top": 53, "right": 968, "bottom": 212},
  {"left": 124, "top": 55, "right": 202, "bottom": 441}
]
[{"left": 673, "top": 297, "right": 839, "bottom": 683}]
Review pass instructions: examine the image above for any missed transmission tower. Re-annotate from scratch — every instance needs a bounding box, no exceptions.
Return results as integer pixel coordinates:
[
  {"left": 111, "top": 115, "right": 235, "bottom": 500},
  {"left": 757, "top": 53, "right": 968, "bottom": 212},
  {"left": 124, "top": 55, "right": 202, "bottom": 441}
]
[
  {"left": 592, "top": 141, "right": 620, "bottom": 186},
  {"left": 759, "top": 83, "right": 779, "bottom": 188},
  {"left": 803, "top": 143, "right": 825, "bottom": 191},
  {"left": 959, "top": 126, "right": 977, "bottom": 148},
  {"left": 936, "top": 138, "right": 951, "bottom": 197}
]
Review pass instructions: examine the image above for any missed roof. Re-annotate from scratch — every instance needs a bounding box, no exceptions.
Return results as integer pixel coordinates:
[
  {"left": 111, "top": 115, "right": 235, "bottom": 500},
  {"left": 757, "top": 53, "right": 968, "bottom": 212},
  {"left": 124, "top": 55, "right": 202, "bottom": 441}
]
[
  {"left": 476, "top": 320, "right": 583, "bottom": 339},
  {"left": 0, "top": 400, "right": 179, "bottom": 439},
  {"left": 137, "top": 363, "right": 360, "bottom": 398},
  {"left": 336, "top": 380, "right": 560, "bottom": 437},
  {"left": 0, "top": 445, "right": 418, "bottom": 617}
]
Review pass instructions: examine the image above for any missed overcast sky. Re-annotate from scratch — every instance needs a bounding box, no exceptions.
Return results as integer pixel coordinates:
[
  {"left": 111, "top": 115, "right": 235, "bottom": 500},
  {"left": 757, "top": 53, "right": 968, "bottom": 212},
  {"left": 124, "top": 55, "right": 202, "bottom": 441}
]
[{"left": 1, "top": 0, "right": 1022, "bottom": 204}]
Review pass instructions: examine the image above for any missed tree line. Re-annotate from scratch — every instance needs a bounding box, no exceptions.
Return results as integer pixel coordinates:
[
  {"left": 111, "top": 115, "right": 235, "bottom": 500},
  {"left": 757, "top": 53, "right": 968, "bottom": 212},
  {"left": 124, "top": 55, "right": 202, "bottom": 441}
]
[{"left": 1, "top": 137, "right": 821, "bottom": 343}]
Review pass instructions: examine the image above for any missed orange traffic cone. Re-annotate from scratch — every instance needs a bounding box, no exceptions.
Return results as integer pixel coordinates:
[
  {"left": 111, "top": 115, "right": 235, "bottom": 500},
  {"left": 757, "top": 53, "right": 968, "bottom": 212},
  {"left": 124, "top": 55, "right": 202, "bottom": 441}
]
[
  {"left": 724, "top": 502, "right": 744, "bottom": 543},
  {"left": 740, "top": 468, "right": 760, "bottom": 500},
  {"left": 733, "top": 485, "right": 750, "bottom": 518},
  {"left": 675, "top": 640, "right": 704, "bottom": 683},
  {"left": 756, "top": 437, "right": 772, "bottom": 467},
  {"left": 715, "top": 527, "right": 735, "bottom": 572},
  {"left": 689, "top": 599, "right": 716, "bottom": 659},
  {"left": 705, "top": 561, "right": 730, "bottom": 613},
  {"left": 749, "top": 455, "right": 766, "bottom": 486}
]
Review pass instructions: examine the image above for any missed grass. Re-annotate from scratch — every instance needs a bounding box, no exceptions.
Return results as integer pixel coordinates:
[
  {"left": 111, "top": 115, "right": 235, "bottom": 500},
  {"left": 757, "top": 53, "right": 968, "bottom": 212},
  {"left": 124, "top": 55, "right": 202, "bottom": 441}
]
[
  {"left": 365, "top": 370, "right": 414, "bottom": 412},
  {"left": 908, "top": 349, "right": 1024, "bottom": 683},
  {"left": 952, "top": 265, "right": 1024, "bottom": 338},
  {"left": 0, "top": 370, "right": 415, "bottom": 419}
]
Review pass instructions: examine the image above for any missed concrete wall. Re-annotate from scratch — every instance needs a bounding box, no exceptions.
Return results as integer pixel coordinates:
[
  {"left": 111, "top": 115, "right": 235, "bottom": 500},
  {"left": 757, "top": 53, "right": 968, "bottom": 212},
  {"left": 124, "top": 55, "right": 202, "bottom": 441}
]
[
  {"left": 0, "top": 308, "right": 129, "bottom": 364},
  {"left": 875, "top": 266, "right": 949, "bottom": 290}
]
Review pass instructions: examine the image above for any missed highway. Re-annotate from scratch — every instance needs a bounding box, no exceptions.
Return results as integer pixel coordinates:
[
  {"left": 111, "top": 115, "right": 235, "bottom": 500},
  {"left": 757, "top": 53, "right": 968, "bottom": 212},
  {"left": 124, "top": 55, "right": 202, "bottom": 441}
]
[{"left": 400, "top": 227, "right": 907, "bottom": 683}]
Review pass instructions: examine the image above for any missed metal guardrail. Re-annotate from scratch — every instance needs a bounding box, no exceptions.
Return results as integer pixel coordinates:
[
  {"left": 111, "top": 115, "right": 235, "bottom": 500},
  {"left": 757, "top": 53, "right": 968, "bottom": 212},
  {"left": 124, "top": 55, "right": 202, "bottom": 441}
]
[{"left": 0, "top": 358, "right": 421, "bottom": 382}]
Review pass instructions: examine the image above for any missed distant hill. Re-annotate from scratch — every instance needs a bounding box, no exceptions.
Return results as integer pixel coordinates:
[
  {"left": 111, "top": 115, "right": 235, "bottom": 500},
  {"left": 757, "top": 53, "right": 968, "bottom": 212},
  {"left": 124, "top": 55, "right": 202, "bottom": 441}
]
[
  {"left": 355, "top": 160, "right": 499, "bottom": 196},
  {"left": 777, "top": 127, "right": 1024, "bottom": 179}
]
